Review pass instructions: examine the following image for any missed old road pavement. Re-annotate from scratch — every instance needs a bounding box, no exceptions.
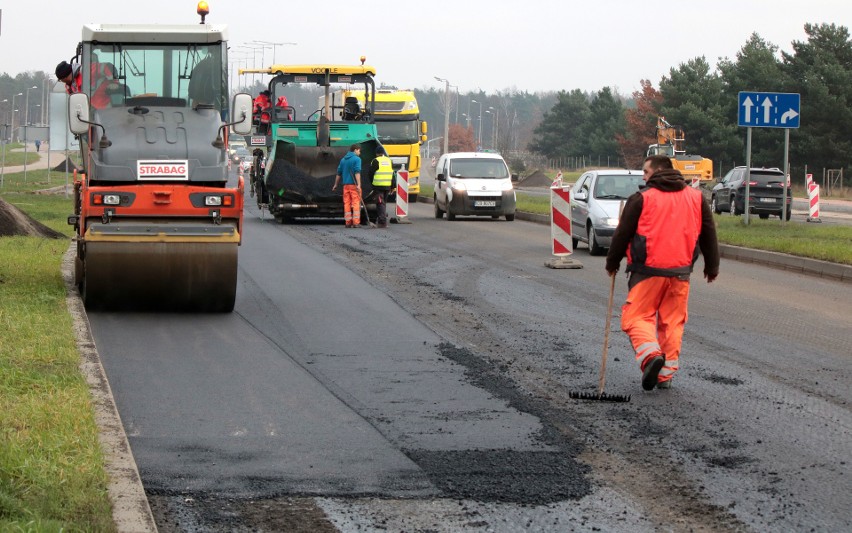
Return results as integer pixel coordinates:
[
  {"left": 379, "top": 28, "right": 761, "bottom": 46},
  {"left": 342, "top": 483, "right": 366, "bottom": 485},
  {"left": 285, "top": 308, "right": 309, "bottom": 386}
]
[{"left": 86, "top": 198, "right": 852, "bottom": 532}]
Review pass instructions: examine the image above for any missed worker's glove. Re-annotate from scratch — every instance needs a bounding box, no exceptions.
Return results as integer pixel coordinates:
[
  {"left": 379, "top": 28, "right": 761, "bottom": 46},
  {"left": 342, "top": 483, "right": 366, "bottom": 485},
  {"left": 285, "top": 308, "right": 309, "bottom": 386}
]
[{"left": 705, "top": 272, "right": 718, "bottom": 283}]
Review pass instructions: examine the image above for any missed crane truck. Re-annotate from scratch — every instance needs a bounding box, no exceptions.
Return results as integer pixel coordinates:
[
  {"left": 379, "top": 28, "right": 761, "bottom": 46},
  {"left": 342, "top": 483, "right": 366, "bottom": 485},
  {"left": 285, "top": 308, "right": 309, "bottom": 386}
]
[
  {"left": 241, "top": 62, "right": 383, "bottom": 222},
  {"left": 324, "top": 88, "right": 427, "bottom": 202},
  {"left": 646, "top": 116, "right": 713, "bottom": 186},
  {"left": 65, "top": 2, "right": 253, "bottom": 311}
]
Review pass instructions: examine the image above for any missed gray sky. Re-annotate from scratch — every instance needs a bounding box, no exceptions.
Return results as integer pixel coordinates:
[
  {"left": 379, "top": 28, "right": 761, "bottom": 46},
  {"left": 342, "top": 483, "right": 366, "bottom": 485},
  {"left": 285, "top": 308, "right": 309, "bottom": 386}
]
[{"left": 1, "top": 0, "right": 849, "bottom": 95}]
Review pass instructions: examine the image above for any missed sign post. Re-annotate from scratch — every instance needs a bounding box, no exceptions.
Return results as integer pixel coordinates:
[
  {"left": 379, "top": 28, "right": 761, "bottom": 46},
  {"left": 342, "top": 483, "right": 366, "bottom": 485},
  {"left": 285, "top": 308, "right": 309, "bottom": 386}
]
[{"left": 737, "top": 91, "right": 800, "bottom": 225}]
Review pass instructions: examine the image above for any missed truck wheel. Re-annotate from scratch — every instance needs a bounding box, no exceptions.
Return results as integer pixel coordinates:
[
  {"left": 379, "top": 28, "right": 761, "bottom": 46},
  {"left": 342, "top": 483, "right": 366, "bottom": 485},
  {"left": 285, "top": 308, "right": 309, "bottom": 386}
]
[{"left": 505, "top": 214, "right": 515, "bottom": 221}]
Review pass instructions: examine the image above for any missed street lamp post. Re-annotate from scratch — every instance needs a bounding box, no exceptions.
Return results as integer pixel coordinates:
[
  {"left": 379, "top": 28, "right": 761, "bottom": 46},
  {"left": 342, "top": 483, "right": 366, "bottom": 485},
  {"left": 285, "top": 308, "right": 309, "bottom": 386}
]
[
  {"left": 41, "top": 77, "right": 54, "bottom": 125},
  {"left": 434, "top": 76, "right": 450, "bottom": 155},
  {"left": 488, "top": 106, "right": 499, "bottom": 150},
  {"left": 11, "top": 92, "right": 22, "bottom": 142},
  {"left": 1, "top": 99, "right": 7, "bottom": 187},
  {"left": 237, "top": 45, "right": 265, "bottom": 88},
  {"left": 252, "top": 41, "right": 297, "bottom": 66},
  {"left": 24, "top": 85, "right": 38, "bottom": 181},
  {"left": 470, "top": 99, "right": 483, "bottom": 147}
]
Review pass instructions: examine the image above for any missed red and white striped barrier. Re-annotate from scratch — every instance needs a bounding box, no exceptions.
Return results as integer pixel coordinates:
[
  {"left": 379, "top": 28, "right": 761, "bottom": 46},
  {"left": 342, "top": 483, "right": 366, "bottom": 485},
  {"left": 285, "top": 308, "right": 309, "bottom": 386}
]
[
  {"left": 545, "top": 183, "right": 582, "bottom": 269},
  {"left": 393, "top": 165, "right": 411, "bottom": 224},
  {"left": 806, "top": 173, "right": 821, "bottom": 223}
]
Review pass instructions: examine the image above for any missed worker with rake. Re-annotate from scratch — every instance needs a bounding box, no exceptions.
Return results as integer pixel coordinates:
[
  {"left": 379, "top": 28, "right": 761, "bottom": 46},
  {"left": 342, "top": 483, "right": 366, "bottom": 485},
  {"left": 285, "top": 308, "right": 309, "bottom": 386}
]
[{"left": 606, "top": 155, "right": 719, "bottom": 391}]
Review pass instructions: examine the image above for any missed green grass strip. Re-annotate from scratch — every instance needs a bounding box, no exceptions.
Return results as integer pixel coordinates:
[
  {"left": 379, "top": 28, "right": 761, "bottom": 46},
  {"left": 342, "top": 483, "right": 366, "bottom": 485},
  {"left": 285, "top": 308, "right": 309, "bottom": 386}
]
[{"left": 0, "top": 191, "right": 114, "bottom": 531}]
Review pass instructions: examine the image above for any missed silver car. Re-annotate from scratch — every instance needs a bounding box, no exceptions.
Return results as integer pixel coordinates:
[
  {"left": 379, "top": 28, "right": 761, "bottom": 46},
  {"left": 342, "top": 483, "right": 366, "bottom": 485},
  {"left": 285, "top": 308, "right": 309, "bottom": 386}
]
[{"left": 570, "top": 170, "right": 645, "bottom": 255}]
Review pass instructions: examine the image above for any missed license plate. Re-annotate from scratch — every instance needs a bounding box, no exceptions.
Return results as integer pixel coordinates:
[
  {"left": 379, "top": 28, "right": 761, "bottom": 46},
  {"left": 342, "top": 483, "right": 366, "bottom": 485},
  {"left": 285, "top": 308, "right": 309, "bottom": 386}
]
[
  {"left": 759, "top": 197, "right": 777, "bottom": 203},
  {"left": 474, "top": 200, "right": 496, "bottom": 207}
]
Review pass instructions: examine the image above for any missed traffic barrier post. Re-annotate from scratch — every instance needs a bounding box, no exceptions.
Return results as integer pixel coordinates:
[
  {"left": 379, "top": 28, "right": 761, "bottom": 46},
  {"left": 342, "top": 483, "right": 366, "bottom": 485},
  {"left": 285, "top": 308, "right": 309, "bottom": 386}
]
[
  {"left": 392, "top": 164, "right": 411, "bottom": 224},
  {"left": 806, "top": 173, "right": 821, "bottom": 223},
  {"left": 545, "top": 183, "right": 582, "bottom": 269}
]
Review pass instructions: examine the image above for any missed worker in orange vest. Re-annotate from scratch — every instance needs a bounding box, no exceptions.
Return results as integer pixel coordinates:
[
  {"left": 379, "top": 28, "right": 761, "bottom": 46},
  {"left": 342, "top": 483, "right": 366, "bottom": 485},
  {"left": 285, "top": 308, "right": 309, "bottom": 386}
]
[
  {"left": 253, "top": 90, "right": 272, "bottom": 133},
  {"left": 606, "top": 155, "right": 720, "bottom": 391}
]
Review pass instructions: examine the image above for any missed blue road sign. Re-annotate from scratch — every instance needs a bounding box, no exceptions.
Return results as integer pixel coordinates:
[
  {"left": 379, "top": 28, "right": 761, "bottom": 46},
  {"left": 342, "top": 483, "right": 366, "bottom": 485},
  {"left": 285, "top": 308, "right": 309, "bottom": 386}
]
[{"left": 738, "top": 92, "right": 800, "bottom": 129}]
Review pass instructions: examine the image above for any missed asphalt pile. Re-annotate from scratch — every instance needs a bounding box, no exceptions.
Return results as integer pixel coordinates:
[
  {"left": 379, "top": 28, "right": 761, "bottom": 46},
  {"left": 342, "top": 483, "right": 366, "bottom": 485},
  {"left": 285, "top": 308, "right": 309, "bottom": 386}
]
[{"left": 0, "top": 197, "right": 66, "bottom": 238}]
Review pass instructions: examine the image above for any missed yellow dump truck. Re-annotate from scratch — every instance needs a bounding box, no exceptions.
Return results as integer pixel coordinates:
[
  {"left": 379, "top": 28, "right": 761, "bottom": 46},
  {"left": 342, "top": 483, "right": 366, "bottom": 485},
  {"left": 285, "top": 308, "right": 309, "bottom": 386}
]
[{"left": 324, "top": 88, "right": 427, "bottom": 201}]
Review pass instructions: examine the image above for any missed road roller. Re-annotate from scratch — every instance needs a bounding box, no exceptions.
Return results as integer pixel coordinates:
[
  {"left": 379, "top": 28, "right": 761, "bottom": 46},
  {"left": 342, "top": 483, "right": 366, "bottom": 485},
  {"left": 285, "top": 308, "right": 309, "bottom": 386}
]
[{"left": 64, "top": 3, "right": 253, "bottom": 311}]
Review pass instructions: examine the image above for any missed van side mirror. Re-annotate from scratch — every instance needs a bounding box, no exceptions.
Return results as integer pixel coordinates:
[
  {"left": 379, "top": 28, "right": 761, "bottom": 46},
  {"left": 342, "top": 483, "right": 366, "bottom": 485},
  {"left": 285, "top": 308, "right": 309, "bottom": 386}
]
[
  {"left": 68, "top": 93, "right": 90, "bottom": 135},
  {"left": 436, "top": 173, "right": 445, "bottom": 182},
  {"left": 231, "top": 93, "right": 253, "bottom": 135}
]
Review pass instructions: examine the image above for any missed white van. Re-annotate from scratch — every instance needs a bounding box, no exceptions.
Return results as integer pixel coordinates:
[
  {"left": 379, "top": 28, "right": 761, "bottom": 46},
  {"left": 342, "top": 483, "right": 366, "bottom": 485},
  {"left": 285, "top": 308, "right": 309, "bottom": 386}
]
[{"left": 433, "top": 152, "right": 516, "bottom": 221}]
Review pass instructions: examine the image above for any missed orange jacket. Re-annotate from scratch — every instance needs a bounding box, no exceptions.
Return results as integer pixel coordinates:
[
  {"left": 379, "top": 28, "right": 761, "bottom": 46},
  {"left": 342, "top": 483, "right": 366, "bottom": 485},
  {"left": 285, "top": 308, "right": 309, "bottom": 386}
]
[{"left": 253, "top": 93, "right": 271, "bottom": 124}]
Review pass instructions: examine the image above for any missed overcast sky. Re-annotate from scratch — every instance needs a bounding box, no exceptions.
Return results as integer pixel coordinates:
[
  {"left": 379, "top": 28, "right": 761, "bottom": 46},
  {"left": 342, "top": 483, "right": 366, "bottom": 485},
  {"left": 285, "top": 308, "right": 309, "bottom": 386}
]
[{"left": 1, "top": 1, "right": 850, "bottom": 95}]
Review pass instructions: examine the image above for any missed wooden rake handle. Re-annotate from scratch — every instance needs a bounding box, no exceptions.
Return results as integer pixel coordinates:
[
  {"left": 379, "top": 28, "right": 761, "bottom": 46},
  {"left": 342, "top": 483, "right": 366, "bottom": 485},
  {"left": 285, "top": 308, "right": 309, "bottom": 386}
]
[{"left": 598, "top": 273, "right": 617, "bottom": 397}]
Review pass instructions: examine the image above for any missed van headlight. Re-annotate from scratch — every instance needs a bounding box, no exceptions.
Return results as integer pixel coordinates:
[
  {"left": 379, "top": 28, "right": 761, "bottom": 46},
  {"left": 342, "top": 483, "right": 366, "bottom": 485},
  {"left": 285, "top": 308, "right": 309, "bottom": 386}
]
[
  {"left": 451, "top": 180, "right": 467, "bottom": 191},
  {"left": 500, "top": 180, "right": 514, "bottom": 191}
]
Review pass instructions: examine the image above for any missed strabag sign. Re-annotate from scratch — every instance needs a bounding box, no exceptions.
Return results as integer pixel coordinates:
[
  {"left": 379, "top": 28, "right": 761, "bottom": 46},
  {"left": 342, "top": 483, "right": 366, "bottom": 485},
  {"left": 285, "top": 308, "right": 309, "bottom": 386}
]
[{"left": 137, "top": 160, "right": 189, "bottom": 180}]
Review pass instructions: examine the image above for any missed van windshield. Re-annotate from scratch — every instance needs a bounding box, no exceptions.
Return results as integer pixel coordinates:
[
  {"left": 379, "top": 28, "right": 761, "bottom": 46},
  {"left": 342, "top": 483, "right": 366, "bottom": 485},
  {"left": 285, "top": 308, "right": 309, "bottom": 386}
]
[{"left": 449, "top": 158, "right": 509, "bottom": 179}]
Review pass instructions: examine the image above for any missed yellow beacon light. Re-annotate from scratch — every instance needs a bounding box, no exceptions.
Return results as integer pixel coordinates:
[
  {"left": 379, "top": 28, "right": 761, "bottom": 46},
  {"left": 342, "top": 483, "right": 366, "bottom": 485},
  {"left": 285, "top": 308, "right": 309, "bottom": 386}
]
[{"left": 197, "top": 2, "right": 210, "bottom": 23}]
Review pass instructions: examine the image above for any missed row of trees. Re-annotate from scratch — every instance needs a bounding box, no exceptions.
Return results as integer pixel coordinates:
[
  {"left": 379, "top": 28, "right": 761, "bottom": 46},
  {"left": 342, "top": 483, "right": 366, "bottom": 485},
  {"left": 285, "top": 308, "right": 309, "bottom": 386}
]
[
  {"left": 5, "top": 23, "right": 848, "bottom": 182},
  {"left": 531, "top": 23, "right": 852, "bottom": 180}
]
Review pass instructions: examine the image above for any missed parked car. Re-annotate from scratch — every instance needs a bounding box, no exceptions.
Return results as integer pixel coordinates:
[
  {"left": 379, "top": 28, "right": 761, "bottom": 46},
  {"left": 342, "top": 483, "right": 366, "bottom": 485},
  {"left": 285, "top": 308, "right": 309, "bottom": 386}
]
[
  {"left": 570, "top": 170, "right": 645, "bottom": 255},
  {"left": 228, "top": 137, "right": 247, "bottom": 158},
  {"left": 711, "top": 166, "right": 792, "bottom": 220},
  {"left": 433, "top": 152, "right": 516, "bottom": 221}
]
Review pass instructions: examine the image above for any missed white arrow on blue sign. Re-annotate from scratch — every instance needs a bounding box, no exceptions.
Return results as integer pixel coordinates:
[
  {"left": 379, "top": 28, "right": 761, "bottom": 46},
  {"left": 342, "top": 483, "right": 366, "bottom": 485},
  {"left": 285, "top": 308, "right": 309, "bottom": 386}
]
[{"left": 738, "top": 91, "right": 800, "bottom": 129}]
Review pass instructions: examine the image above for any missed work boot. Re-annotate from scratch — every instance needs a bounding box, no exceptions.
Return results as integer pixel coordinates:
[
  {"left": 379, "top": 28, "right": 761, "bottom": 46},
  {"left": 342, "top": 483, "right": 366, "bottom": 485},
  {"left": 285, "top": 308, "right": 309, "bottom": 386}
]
[
  {"left": 642, "top": 355, "right": 665, "bottom": 391},
  {"left": 656, "top": 379, "right": 672, "bottom": 390}
]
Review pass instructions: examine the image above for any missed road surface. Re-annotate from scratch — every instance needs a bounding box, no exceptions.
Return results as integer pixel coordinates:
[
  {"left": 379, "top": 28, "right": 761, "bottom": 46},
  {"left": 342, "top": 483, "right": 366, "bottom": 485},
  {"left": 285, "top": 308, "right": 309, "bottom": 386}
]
[{"left": 87, "top": 197, "right": 852, "bottom": 532}]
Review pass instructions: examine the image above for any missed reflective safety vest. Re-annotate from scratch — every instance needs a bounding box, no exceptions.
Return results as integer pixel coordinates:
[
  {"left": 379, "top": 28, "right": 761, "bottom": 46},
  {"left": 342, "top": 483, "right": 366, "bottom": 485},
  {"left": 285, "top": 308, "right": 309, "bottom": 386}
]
[
  {"left": 372, "top": 155, "right": 394, "bottom": 187},
  {"left": 626, "top": 186, "right": 703, "bottom": 276}
]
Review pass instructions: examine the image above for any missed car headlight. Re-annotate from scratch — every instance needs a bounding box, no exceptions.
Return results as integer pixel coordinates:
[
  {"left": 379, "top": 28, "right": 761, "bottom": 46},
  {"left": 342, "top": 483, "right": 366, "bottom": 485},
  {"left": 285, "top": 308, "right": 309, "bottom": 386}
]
[{"left": 600, "top": 217, "right": 619, "bottom": 227}]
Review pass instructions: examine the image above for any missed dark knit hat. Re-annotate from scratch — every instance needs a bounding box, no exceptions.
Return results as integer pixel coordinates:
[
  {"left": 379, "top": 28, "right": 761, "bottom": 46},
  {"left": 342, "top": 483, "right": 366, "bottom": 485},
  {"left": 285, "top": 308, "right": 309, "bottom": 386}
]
[{"left": 55, "top": 61, "right": 73, "bottom": 79}]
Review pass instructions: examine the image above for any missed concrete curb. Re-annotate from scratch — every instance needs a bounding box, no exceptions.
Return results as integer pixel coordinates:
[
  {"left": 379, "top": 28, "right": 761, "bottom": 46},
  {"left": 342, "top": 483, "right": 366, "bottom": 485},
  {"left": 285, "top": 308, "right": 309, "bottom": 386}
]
[
  {"left": 718, "top": 244, "right": 852, "bottom": 283},
  {"left": 61, "top": 245, "right": 158, "bottom": 533},
  {"left": 417, "top": 197, "right": 852, "bottom": 283}
]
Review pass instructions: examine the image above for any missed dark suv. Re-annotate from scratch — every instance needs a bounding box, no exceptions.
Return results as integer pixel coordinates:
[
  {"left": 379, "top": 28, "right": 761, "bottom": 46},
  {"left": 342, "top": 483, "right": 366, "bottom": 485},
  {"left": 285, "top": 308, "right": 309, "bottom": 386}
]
[{"left": 711, "top": 167, "right": 792, "bottom": 220}]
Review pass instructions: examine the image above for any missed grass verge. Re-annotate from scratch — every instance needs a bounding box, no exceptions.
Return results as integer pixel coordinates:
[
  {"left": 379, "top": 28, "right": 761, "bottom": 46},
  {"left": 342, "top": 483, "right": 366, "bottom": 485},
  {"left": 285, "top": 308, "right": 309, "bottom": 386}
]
[
  {"left": 1, "top": 172, "right": 115, "bottom": 531},
  {"left": 0, "top": 144, "right": 42, "bottom": 167},
  {"left": 513, "top": 191, "right": 851, "bottom": 265}
]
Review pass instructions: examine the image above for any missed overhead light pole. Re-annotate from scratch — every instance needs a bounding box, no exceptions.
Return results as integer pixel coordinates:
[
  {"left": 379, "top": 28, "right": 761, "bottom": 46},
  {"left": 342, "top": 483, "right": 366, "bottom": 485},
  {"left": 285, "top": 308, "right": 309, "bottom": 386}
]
[
  {"left": 1, "top": 99, "right": 7, "bottom": 187},
  {"left": 24, "top": 86, "right": 38, "bottom": 181},
  {"left": 470, "top": 99, "right": 483, "bottom": 147},
  {"left": 252, "top": 40, "right": 297, "bottom": 66},
  {"left": 434, "top": 76, "right": 450, "bottom": 155},
  {"left": 41, "top": 77, "right": 54, "bottom": 125},
  {"left": 11, "top": 92, "right": 22, "bottom": 142},
  {"left": 237, "top": 45, "right": 265, "bottom": 88},
  {"left": 488, "top": 106, "right": 499, "bottom": 150}
]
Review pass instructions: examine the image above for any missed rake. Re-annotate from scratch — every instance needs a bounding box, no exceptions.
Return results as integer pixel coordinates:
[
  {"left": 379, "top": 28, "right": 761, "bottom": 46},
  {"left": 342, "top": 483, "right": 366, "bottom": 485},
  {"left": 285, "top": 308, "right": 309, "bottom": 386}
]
[
  {"left": 359, "top": 196, "right": 377, "bottom": 228},
  {"left": 569, "top": 274, "right": 631, "bottom": 403}
]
